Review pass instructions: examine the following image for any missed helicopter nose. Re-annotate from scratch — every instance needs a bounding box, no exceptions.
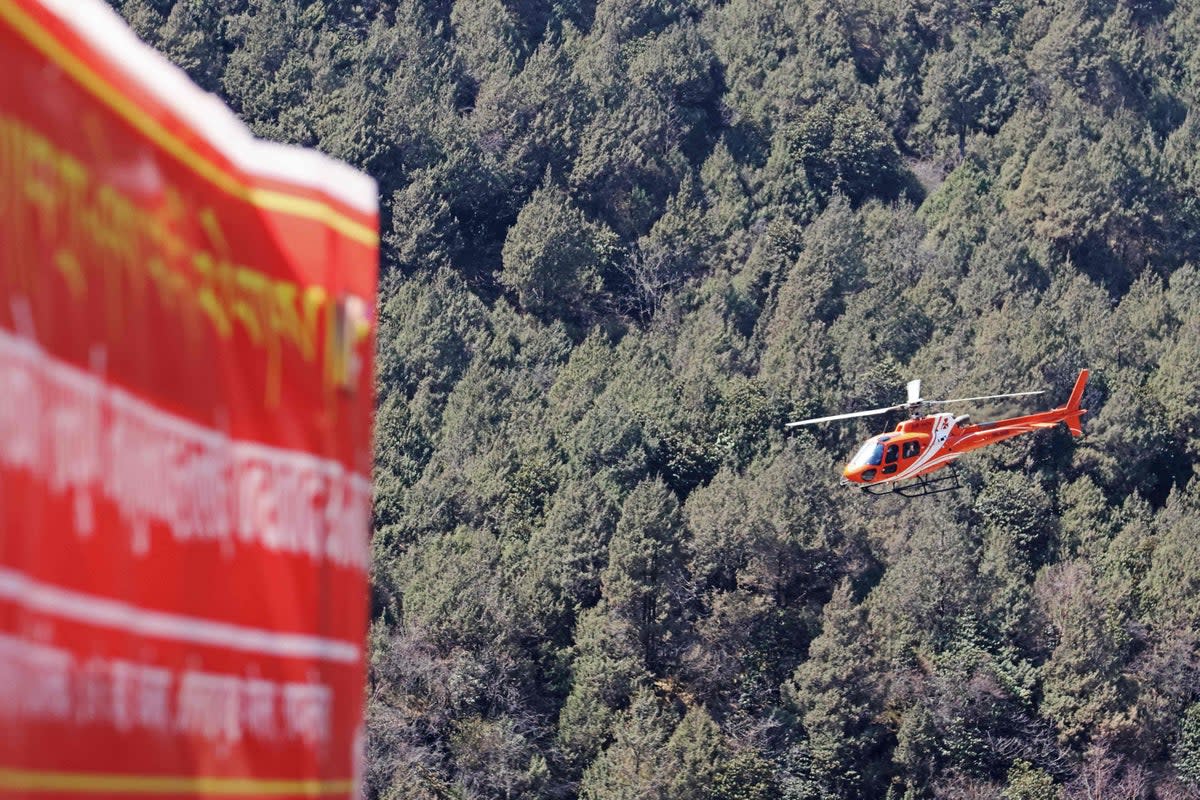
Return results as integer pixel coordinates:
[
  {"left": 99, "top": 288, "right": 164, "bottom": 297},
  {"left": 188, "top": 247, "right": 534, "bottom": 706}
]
[{"left": 843, "top": 466, "right": 875, "bottom": 484}]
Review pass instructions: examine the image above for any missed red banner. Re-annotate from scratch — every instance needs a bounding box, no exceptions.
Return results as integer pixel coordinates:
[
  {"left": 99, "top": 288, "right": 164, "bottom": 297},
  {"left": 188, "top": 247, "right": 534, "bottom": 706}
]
[{"left": 0, "top": 1, "right": 377, "bottom": 797}]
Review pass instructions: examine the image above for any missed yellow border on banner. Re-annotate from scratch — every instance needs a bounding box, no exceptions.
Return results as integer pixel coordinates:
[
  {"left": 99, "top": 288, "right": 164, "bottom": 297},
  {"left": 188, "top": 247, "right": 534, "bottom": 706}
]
[
  {"left": 0, "top": 0, "right": 378, "bottom": 247},
  {"left": 0, "top": 768, "right": 354, "bottom": 797}
]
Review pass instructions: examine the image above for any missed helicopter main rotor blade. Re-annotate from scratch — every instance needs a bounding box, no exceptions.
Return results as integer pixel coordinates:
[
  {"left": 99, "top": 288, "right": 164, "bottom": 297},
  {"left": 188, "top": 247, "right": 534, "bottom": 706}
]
[
  {"left": 924, "top": 390, "right": 1044, "bottom": 405},
  {"left": 785, "top": 405, "right": 906, "bottom": 427}
]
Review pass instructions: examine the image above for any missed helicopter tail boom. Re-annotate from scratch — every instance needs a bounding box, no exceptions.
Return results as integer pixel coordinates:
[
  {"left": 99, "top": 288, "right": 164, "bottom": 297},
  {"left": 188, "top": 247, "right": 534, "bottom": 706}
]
[{"left": 940, "top": 369, "right": 1090, "bottom": 454}]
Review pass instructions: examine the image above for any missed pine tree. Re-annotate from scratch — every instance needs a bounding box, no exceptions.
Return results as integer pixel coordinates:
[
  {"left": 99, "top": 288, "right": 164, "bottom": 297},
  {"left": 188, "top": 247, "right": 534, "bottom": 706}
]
[{"left": 784, "top": 580, "right": 885, "bottom": 798}]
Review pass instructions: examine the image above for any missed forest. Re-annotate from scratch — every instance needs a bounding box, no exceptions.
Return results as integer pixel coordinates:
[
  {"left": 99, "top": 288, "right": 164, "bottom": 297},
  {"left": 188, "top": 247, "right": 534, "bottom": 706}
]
[{"left": 110, "top": 0, "right": 1200, "bottom": 797}]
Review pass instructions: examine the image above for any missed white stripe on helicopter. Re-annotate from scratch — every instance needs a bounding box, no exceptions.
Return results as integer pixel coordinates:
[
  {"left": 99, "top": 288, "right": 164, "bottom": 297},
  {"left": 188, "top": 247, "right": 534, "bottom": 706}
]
[{"left": 884, "top": 414, "right": 955, "bottom": 483}]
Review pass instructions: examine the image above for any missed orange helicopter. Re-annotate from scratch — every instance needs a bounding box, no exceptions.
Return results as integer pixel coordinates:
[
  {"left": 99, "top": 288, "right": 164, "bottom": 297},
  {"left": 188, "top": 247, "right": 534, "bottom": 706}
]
[{"left": 787, "top": 370, "right": 1089, "bottom": 497}]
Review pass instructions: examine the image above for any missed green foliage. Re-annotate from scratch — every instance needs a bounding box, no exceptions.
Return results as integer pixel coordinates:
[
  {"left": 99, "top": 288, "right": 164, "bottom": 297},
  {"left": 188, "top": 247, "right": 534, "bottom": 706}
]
[
  {"left": 664, "top": 706, "right": 725, "bottom": 799},
  {"left": 500, "top": 183, "right": 616, "bottom": 324},
  {"left": 974, "top": 472, "right": 1055, "bottom": 571},
  {"left": 115, "top": 0, "right": 1200, "bottom": 795},
  {"left": 158, "top": 1, "right": 228, "bottom": 92},
  {"left": 1143, "top": 481, "right": 1200, "bottom": 632},
  {"left": 1175, "top": 703, "right": 1200, "bottom": 786},
  {"left": 712, "top": 747, "right": 776, "bottom": 800},
  {"left": 394, "top": 526, "right": 505, "bottom": 649},
  {"left": 686, "top": 443, "right": 846, "bottom": 606},
  {"left": 767, "top": 98, "right": 906, "bottom": 212},
  {"left": 557, "top": 604, "right": 650, "bottom": 773},
  {"left": 450, "top": 0, "right": 526, "bottom": 82},
  {"left": 449, "top": 715, "right": 546, "bottom": 798},
  {"left": 1037, "top": 566, "right": 1131, "bottom": 746},
  {"left": 221, "top": 1, "right": 326, "bottom": 143},
  {"left": 1002, "top": 760, "right": 1059, "bottom": 800},
  {"left": 918, "top": 35, "right": 1021, "bottom": 156},
  {"left": 784, "top": 581, "right": 885, "bottom": 797},
  {"left": 569, "top": 90, "right": 690, "bottom": 238},
  {"left": 602, "top": 480, "right": 689, "bottom": 669},
  {"left": 528, "top": 476, "right": 620, "bottom": 612},
  {"left": 578, "top": 689, "right": 678, "bottom": 800}
]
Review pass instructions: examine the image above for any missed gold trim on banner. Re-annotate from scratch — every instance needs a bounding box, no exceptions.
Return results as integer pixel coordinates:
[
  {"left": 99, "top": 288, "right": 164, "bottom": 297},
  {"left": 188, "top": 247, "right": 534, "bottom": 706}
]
[
  {"left": 0, "top": 0, "right": 378, "bottom": 247},
  {"left": 0, "top": 768, "right": 354, "bottom": 797}
]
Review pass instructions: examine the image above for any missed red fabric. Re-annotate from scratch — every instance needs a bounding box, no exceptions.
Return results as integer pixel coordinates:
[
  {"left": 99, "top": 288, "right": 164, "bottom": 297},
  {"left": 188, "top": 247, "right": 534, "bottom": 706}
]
[{"left": 0, "top": 1, "right": 377, "bottom": 797}]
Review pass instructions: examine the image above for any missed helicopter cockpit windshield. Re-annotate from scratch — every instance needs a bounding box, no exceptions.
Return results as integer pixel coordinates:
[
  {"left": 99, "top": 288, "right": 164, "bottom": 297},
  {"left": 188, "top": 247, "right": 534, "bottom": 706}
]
[{"left": 849, "top": 439, "right": 884, "bottom": 468}]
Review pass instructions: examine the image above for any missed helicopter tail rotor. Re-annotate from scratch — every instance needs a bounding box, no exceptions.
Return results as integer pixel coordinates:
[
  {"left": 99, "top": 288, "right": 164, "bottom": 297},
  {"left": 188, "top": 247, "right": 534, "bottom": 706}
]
[{"left": 1063, "top": 369, "right": 1089, "bottom": 436}]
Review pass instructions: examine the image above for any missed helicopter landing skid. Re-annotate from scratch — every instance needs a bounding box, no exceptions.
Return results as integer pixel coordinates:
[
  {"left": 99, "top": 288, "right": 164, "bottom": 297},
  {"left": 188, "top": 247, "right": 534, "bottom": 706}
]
[{"left": 860, "top": 464, "right": 962, "bottom": 498}]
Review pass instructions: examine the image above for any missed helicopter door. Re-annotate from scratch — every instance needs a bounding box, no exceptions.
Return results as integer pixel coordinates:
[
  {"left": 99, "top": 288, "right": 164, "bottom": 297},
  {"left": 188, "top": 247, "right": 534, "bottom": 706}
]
[{"left": 881, "top": 443, "right": 900, "bottom": 475}]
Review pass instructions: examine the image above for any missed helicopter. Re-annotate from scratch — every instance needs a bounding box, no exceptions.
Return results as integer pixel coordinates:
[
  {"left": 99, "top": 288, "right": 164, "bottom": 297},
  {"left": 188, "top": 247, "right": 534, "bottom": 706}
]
[{"left": 786, "top": 370, "right": 1089, "bottom": 497}]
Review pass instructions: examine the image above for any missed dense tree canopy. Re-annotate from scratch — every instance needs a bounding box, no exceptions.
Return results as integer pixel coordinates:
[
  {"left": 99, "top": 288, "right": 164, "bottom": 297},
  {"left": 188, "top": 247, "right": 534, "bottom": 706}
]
[{"left": 116, "top": 0, "right": 1200, "bottom": 796}]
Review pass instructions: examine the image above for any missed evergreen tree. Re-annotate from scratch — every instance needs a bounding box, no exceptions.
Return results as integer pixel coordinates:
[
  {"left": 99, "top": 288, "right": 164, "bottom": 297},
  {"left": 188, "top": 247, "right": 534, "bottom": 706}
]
[
  {"left": 602, "top": 479, "right": 690, "bottom": 670},
  {"left": 500, "top": 183, "right": 616, "bottom": 324},
  {"left": 784, "top": 581, "right": 885, "bottom": 798}
]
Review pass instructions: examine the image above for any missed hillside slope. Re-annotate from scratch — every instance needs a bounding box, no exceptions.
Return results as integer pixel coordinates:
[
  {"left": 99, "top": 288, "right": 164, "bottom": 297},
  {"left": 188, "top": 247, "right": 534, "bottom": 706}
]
[{"left": 115, "top": 1, "right": 1200, "bottom": 797}]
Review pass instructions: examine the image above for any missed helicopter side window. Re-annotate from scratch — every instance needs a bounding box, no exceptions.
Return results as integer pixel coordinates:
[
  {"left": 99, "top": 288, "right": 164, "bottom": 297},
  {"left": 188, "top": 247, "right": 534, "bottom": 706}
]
[
  {"left": 882, "top": 444, "right": 900, "bottom": 474},
  {"left": 902, "top": 441, "right": 920, "bottom": 459}
]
